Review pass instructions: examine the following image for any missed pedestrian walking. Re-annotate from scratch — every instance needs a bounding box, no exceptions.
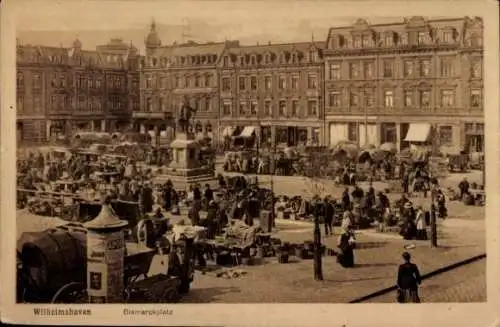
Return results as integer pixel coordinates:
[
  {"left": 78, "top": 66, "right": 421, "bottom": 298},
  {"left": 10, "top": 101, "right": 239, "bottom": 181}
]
[
  {"left": 323, "top": 197, "right": 334, "bottom": 236},
  {"left": 396, "top": 252, "right": 422, "bottom": 303}
]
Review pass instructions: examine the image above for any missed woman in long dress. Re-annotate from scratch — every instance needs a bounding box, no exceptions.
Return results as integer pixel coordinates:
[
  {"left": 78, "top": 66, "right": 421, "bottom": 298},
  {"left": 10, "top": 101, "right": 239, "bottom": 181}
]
[
  {"left": 397, "top": 252, "right": 422, "bottom": 303},
  {"left": 337, "top": 227, "right": 356, "bottom": 268}
]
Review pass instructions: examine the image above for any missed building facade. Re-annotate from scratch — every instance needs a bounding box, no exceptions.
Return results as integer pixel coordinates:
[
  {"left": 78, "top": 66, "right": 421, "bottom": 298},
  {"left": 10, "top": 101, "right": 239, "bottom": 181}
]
[
  {"left": 217, "top": 41, "right": 325, "bottom": 147},
  {"left": 135, "top": 21, "right": 236, "bottom": 141},
  {"left": 16, "top": 38, "right": 139, "bottom": 144},
  {"left": 323, "top": 16, "right": 484, "bottom": 152}
]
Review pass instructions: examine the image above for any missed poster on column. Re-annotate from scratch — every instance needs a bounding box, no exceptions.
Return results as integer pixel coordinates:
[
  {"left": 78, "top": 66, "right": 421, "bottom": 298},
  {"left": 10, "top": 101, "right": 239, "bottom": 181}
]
[{"left": 105, "top": 231, "right": 125, "bottom": 301}]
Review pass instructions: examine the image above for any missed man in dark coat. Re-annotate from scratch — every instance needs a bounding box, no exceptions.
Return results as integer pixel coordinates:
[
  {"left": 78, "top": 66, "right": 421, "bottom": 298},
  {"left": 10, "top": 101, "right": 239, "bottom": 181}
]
[
  {"left": 205, "top": 200, "right": 218, "bottom": 239},
  {"left": 204, "top": 183, "right": 214, "bottom": 202},
  {"left": 458, "top": 177, "right": 470, "bottom": 200},
  {"left": 342, "top": 188, "right": 351, "bottom": 210},
  {"left": 323, "top": 197, "right": 335, "bottom": 236}
]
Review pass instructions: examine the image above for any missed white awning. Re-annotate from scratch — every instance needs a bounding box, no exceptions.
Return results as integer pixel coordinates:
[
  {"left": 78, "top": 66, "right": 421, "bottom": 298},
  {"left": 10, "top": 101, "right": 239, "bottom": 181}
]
[
  {"left": 240, "top": 126, "right": 256, "bottom": 138},
  {"left": 222, "top": 126, "right": 235, "bottom": 137},
  {"left": 404, "top": 123, "right": 431, "bottom": 142}
]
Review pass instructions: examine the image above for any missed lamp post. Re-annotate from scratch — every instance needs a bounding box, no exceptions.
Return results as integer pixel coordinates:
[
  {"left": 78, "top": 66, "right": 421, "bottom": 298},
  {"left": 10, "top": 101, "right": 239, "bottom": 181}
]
[
  {"left": 313, "top": 196, "right": 323, "bottom": 281},
  {"left": 429, "top": 186, "right": 438, "bottom": 247}
]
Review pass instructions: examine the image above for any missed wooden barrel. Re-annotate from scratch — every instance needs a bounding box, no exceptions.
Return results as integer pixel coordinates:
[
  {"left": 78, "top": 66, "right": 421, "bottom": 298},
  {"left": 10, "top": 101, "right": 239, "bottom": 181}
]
[{"left": 20, "top": 230, "right": 86, "bottom": 301}]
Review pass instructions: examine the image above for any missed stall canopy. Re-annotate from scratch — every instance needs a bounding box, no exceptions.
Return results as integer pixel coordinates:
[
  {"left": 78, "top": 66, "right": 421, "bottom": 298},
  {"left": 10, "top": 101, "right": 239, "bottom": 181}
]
[
  {"left": 404, "top": 123, "right": 432, "bottom": 142},
  {"left": 222, "top": 126, "right": 235, "bottom": 137},
  {"left": 239, "top": 126, "right": 256, "bottom": 138}
]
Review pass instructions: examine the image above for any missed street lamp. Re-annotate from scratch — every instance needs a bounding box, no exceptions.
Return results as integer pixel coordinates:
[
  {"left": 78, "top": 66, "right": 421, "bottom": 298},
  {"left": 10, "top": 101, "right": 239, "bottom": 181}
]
[{"left": 313, "top": 197, "right": 323, "bottom": 281}]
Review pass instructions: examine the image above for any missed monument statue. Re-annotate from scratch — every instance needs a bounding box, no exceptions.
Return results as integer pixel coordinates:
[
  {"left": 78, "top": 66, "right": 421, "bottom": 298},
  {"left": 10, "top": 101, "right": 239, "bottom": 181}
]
[{"left": 177, "top": 98, "right": 196, "bottom": 134}]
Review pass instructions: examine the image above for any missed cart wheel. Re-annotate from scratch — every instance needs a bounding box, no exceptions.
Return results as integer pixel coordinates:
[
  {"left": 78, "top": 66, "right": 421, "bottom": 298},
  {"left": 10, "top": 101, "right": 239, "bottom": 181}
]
[{"left": 51, "top": 282, "right": 87, "bottom": 304}]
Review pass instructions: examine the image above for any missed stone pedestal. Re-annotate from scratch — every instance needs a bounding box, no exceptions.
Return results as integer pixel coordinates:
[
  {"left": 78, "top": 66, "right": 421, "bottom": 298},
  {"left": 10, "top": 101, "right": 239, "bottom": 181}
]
[{"left": 155, "top": 132, "right": 218, "bottom": 191}]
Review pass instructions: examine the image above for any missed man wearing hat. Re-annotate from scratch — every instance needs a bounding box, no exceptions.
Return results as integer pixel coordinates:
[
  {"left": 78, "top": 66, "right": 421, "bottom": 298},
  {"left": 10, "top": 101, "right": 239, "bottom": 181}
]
[
  {"left": 396, "top": 251, "right": 421, "bottom": 303},
  {"left": 323, "top": 196, "right": 334, "bottom": 236}
]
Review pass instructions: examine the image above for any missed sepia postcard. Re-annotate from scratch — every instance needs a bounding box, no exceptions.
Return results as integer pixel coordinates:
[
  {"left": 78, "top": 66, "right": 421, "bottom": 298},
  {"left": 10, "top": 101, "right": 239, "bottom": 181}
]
[{"left": 1, "top": 0, "right": 499, "bottom": 326}]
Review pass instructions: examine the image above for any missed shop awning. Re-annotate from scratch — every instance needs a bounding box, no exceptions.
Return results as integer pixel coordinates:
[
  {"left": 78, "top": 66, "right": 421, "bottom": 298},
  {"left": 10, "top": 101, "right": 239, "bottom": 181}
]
[
  {"left": 222, "top": 126, "right": 235, "bottom": 137},
  {"left": 404, "top": 123, "right": 431, "bottom": 142},
  {"left": 239, "top": 126, "right": 256, "bottom": 138}
]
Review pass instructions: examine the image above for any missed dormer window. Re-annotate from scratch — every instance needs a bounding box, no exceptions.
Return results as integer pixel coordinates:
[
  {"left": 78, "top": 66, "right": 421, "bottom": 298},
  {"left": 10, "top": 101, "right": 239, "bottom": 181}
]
[
  {"left": 265, "top": 54, "right": 270, "bottom": 64},
  {"left": 362, "top": 35, "right": 370, "bottom": 47},
  {"left": 240, "top": 56, "right": 245, "bottom": 66},
  {"left": 251, "top": 55, "right": 256, "bottom": 65},
  {"left": 152, "top": 57, "right": 157, "bottom": 66},
  {"left": 384, "top": 34, "right": 393, "bottom": 46},
  {"left": 417, "top": 32, "right": 426, "bottom": 45},
  {"left": 309, "top": 49, "right": 316, "bottom": 62},
  {"left": 353, "top": 37, "right": 361, "bottom": 48},
  {"left": 223, "top": 56, "right": 229, "bottom": 67},
  {"left": 443, "top": 30, "right": 453, "bottom": 43}
]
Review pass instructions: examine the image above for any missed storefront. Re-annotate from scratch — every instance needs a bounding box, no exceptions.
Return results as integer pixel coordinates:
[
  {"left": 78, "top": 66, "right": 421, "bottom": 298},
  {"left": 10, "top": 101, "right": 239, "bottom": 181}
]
[
  {"left": 17, "top": 119, "right": 46, "bottom": 143},
  {"left": 464, "top": 122, "right": 484, "bottom": 153}
]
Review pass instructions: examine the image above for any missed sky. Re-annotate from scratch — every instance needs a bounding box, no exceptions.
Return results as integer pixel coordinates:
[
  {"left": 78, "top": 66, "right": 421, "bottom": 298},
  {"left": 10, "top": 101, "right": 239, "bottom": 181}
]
[{"left": 12, "top": 0, "right": 479, "bottom": 54}]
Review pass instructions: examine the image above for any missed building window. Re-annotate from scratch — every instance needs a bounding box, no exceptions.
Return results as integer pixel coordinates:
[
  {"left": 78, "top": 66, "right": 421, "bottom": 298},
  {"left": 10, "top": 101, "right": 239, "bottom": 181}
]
[
  {"left": 420, "top": 90, "right": 430, "bottom": 107},
  {"left": 33, "top": 73, "right": 41, "bottom": 89},
  {"left": 204, "top": 74, "right": 211, "bottom": 87},
  {"left": 17, "top": 73, "right": 24, "bottom": 89},
  {"left": 265, "top": 76, "right": 272, "bottom": 90},
  {"left": 203, "top": 98, "right": 210, "bottom": 111},
  {"left": 350, "top": 63, "right": 359, "bottom": 78},
  {"left": 250, "top": 101, "right": 258, "bottom": 115},
  {"left": 279, "top": 100, "right": 286, "bottom": 115},
  {"left": 239, "top": 77, "right": 246, "bottom": 91},
  {"left": 223, "top": 102, "right": 231, "bottom": 115},
  {"left": 17, "top": 97, "right": 24, "bottom": 113},
  {"left": 404, "top": 90, "right": 413, "bottom": 107},
  {"left": 364, "top": 62, "right": 373, "bottom": 79},
  {"left": 439, "top": 126, "right": 453, "bottom": 145},
  {"left": 471, "top": 59, "right": 481, "bottom": 78},
  {"left": 279, "top": 76, "right": 286, "bottom": 89},
  {"left": 471, "top": 89, "right": 482, "bottom": 108},
  {"left": 146, "top": 76, "right": 152, "bottom": 88},
  {"left": 291, "top": 100, "right": 299, "bottom": 116},
  {"left": 362, "top": 35, "right": 370, "bottom": 47},
  {"left": 222, "top": 77, "right": 230, "bottom": 91},
  {"left": 417, "top": 32, "right": 426, "bottom": 45},
  {"left": 60, "top": 74, "right": 66, "bottom": 87},
  {"left": 264, "top": 100, "right": 272, "bottom": 116},
  {"left": 443, "top": 31, "right": 453, "bottom": 43},
  {"left": 307, "top": 74, "right": 317, "bottom": 89},
  {"left": 88, "top": 78, "right": 94, "bottom": 89},
  {"left": 384, "top": 34, "right": 393, "bottom": 46},
  {"left": 353, "top": 37, "right": 361, "bottom": 48},
  {"left": 440, "top": 57, "right": 453, "bottom": 77},
  {"left": 239, "top": 102, "right": 247, "bottom": 115},
  {"left": 420, "top": 59, "right": 431, "bottom": 77},
  {"left": 194, "top": 75, "right": 200, "bottom": 87},
  {"left": 384, "top": 90, "right": 394, "bottom": 108},
  {"left": 330, "top": 63, "right": 341, "bottom": 80},
  {"left": 250, "top": 76, "right": 258, "bottom": 90},
  {"left": 441, "top": 90, "right": 455, "bottom": 107},
  {"left": 383, "top": 60, "right": 393, "bottom": 77},
  {"left": 350, "top": 92, "right": 359, "bottom": 107},
  {"left": 96, "top": 79, "right": 102, "bottom": 89},
  {"left": 307, "top": 100, "right": 317, "bottom": 116},
  {"left": 146, "top": 98, "right": 152, "bottom": 112},
  {"left": 348, "top": 122, "right": 358, "bottom": 142},
  {"left": 364, "top": 90, "right": 374, "bottom": 107},
  {"left": 291, "top": 75, "right": 299, "bottom": 89},
  {"left": 223, "top": 57, "right": 229, "bottom": 67},
  {"left": 329, "top": 92, "right": 341, "bottom": 107},
  {"left": 404, "top": 61, "right": 414, "bottom": 77}
]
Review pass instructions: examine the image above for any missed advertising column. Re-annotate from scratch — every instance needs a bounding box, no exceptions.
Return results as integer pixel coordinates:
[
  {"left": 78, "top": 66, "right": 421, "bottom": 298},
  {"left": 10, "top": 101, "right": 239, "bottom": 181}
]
[{"left": 84, "top": 199, "right": 128, "bottom": 303}]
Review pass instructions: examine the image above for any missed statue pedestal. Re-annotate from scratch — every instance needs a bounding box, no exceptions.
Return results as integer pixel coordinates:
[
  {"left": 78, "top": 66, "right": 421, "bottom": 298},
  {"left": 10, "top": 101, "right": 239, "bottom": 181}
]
[{"left": 155, "top": 132, "right": 217, "bottom": 191}]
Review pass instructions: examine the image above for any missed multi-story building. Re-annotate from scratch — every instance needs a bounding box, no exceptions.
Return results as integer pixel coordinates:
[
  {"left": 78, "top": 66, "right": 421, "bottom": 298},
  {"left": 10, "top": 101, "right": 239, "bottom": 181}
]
[
  {"left": 16, "top": 41, "right": 72, "bottom": 143},
  {"left": 134, "top": 20, "right": 238, "bottom": 141},
  {"left": 96, "top": 38, "right": 130, "bottom": 56},
  {"left": 16, "top": 38, "right": 139, "bottom": 144},
  {"left": 217, "top": 41, "right": 325, "bottom": 147},
  {"left": 323, "top": 16, "right": 484, "bottom": 152}
]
